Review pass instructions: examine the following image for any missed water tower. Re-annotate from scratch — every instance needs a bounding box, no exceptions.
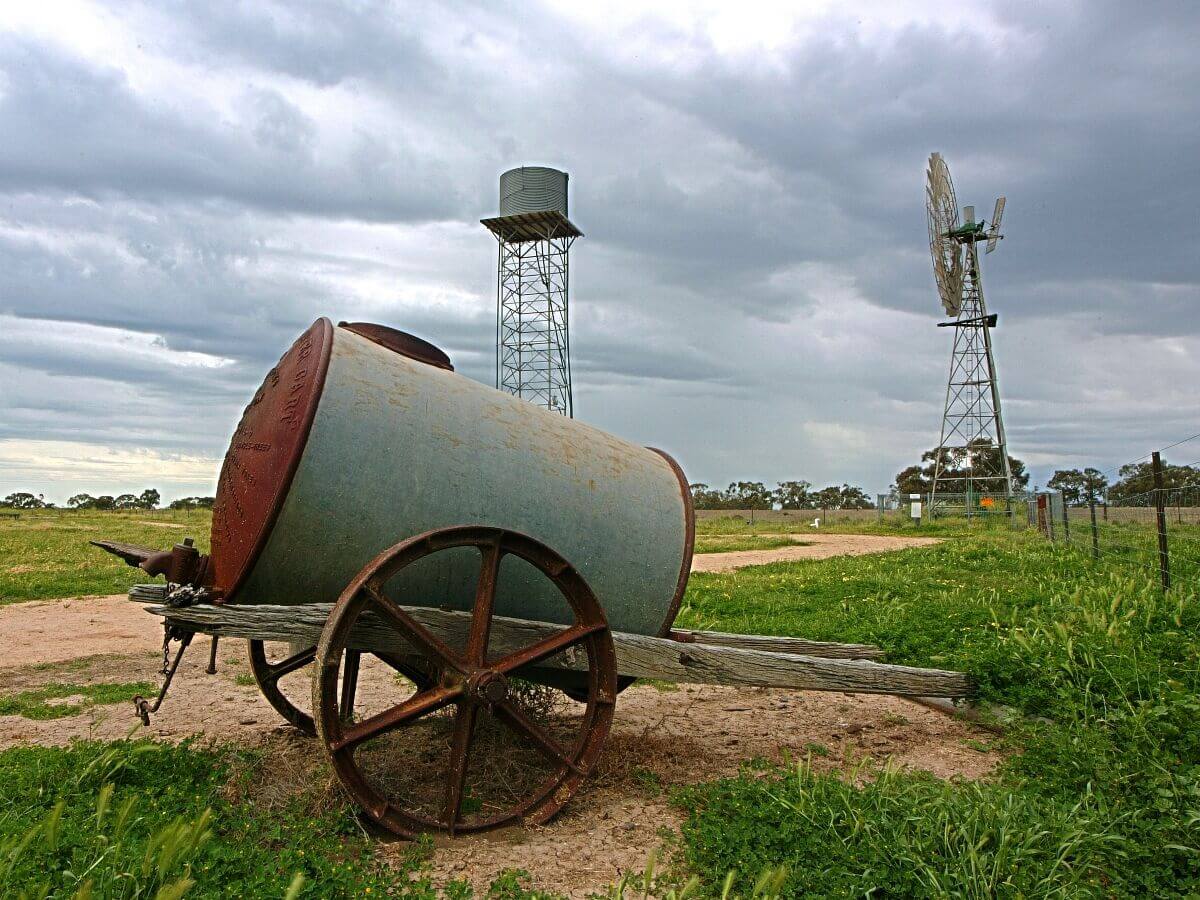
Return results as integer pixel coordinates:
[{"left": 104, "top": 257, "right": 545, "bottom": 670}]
[{"left": 481, "top": 166, "right": 582, "bottom": 416}]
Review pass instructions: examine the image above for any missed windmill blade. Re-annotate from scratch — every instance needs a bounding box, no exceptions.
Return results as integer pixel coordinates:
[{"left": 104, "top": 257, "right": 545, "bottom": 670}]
[
  {"left": 926, "top": 152, "right": 963, "bottom": 315},
  {"left": 986, "top": 196, "right": 1005, "bottom": 253}
]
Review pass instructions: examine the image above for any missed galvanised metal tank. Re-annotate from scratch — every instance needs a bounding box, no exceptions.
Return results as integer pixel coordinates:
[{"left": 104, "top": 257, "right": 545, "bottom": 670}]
[
  {"left": 206, "top": 319, "right": 693, "bottom": 637},
  {"left": 498, "top": 166, "right": 569, "bottom": 217}
]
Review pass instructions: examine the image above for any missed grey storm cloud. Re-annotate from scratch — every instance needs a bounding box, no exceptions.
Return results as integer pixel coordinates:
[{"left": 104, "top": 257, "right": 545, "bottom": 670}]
[{"left": 1, "top": 0, "right": 1199, "bottom": 504}]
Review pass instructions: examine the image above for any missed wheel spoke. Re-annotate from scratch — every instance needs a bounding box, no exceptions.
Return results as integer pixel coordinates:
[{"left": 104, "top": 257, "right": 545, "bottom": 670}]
[
  {"left": 494, "top": 698, "right": 581, "bottom": 774},
  {"left": 330, "top": 684, "right": 461, "bottom": 752},
  {"left": 466, "top": 540, "right": 502, "bottom": 666},
  {"left": 443, "top": 702, "right": 479, "bottom": 831},
  {"left": 265, "top": 646, "right": 316, "bottom": 683},
  {"left": 374, "top": 652, "right": 437, "bottom": 689},
  {"left": 364, "top": 584, "right": 464, "bottom": 673},
  {"left": 493, "top": 622, "right": 606, "bottom": 676},
  {"left": 340, "top": 650, "right": 361, "bottom": 719}
]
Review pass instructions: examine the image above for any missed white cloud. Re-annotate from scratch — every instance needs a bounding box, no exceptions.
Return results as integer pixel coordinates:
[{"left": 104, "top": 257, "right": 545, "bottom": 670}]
[
  {"left": 0, "top": 316, "right": 234, "bottom": 370},
  {"left": 0, "top": 439, "right": 219, "bottom": 501}
]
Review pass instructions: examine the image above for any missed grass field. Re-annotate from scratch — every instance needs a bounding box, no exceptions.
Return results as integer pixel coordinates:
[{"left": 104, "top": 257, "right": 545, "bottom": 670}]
[
  {"left": 0, "top": 509, "right": 212, "bottom": 604},
  {"left": 674, "top": 526, "right": 1200, "bottom": 896},
  {"left": 2, "top": 512, "right": 1198, "bottom": 895},
  {"left": 692, "top": 534, "right": 799, "bottom": 554}
]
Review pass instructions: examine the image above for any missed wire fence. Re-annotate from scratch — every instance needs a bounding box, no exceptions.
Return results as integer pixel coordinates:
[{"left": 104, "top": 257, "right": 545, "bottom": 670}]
[{"left": 1034, "top": 440, "right": 1200, "bottom": 592}]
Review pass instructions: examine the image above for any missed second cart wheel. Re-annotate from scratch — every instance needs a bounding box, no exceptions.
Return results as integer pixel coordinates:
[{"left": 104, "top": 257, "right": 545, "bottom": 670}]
[
  {"left": 248, "top": 640, "right": 319, "bottom": 734},
  {"left": 312, "top": 525, "right": 617, "bottom": 837},
  {"left": 248, "top": 640, "right": 437, "bottom": 737}
]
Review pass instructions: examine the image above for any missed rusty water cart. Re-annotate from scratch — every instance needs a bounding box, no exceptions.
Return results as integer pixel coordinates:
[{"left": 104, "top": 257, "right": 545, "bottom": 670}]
[{"left": 97, "top": 318, "right": 973, "bottom": 838}]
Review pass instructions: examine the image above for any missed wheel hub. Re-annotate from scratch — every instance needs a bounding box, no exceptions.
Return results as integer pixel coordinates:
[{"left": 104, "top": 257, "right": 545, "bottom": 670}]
[{"left": 467, "top": 668, "right": 509, "bottom": 705}]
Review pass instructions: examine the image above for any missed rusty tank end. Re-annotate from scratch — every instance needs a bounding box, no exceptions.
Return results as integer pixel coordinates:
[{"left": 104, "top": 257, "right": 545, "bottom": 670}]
[{"left": 207, "top": 318, "right": 334, "bottom": 601}]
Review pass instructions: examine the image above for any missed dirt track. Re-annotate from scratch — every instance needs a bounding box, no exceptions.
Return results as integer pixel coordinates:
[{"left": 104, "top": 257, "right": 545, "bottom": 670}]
[
  {"left": 0, "top": 536, "right": 991, "bottom": 897},
  {"left": 691, "top": 532, "right": 941, "bottom": 573}
]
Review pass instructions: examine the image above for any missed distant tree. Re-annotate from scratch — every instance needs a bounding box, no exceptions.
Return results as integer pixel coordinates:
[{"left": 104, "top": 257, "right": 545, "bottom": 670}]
[
  {"left": 773, "top": 480, "right": 812, "bottom": 509},
  {"left": 67, "top": 493, "right": 96, "bottom": 509},
  {"left": 1108, "top": 459, "right": 1200, "bottom": 503},
  {"left": 114, "top": 494, "right": 141, "bottom": 509},
  {"left": 688, "top": 483, "right": 725, "bottom": 510},
  {"left": 1047, "top": 468, "right": 1109, "bottom": 505},
  {"left": 93, "top": 495, "right": 116, "bottom": 511},
  {"left": 169, "top": 496, "right": 215, "bottom": 510},
  {"left": 893, "top": 443, "right": 1030, "bottom": 496},
  {"left": 893, "top": 464, "right": 930, "bottom": 497},
  {"left": 809, "top": 486, "right": 842, "bottom": 509},
  {"left": 837, "top": 484, "right": 875, "bottom": 509},
  {"left": 138, "top": 488, "right": 161, "bottom": 510},
  {"left": 725, "top": 481, "right": 772, "bottom": 509},
  {"left": 2, "top": 492, "right": 47, "bottom": 509}
]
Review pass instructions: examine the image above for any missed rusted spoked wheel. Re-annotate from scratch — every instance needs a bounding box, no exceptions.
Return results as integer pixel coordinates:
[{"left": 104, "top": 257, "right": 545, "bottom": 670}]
[
  {"left": 248, "top": 640, "right": 319, "bottom": 734},
  {"left": 249, "top": 641, "right": 436, "bottom": 737},
  {"left": 312, "top": 525, "right": 617, "bottom": 837}
]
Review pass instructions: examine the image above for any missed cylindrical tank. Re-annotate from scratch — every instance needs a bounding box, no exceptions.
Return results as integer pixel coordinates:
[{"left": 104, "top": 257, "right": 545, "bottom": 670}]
[
  {"left": 498, "top": 166, "right": 569, "bottom": 217},
  {"left": 207, "top": 319, "right": 693, "bottom": 637}
]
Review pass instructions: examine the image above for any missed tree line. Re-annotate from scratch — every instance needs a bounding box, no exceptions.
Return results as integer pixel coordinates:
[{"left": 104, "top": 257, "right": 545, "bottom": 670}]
[
  {"left": 689, "top": 481, "right": 875, "bottom": 510},
  {"left": 0, "top": 490, "right": 214, "bottom": 510},
  {"left": 892, "top": 444, "right": 1031, "bottom": 496},
  {"left": 890, "top": 444, "right": 1200, "bottom": 507},
  {"left": 1046, "top": 459, "right": 1200, "bottom": 506}
]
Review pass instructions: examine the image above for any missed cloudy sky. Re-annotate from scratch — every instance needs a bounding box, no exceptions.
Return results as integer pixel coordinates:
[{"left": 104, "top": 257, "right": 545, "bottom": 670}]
[{"left": 2, "top": 0, "right": 1198, "bottom": 505}]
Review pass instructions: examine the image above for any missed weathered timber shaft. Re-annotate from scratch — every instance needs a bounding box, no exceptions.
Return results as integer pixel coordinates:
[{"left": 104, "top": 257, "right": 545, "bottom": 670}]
[
  {"left": 148, "top": 603, "right": 972, "bottom": 698},
  {"left": 668, "top": 628, "right": 884, "bottom": 660}
]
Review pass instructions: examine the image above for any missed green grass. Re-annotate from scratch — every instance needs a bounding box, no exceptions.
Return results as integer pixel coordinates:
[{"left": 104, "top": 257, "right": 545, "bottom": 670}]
[
  {"left": 6, "top": 511, "right": 1199, "bottom": 894},
  {"left": 0, "top": 681, "right": 155, "bottom": 720},
  {"left": 0, "top": 739, "right": 453, "bottom": 898},
  {"left": 693, "top": 535, "right": 799, "bottom": 554},
  {"left": 695, "top": 517, "right": 819, "bottom": 536},
  {"left": 672, "top": 526, "right": 1200, "bottom": 897},
  {"left": 0, "top": 509, "right": 211, "bottom": 604}
]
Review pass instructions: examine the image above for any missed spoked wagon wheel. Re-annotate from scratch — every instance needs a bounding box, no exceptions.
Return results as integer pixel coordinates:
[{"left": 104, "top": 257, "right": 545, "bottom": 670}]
[
  {"left": 248, "top": 642, "right": 436, "bottom": 737},
  {"left": 248, "top": 640, "right": 319, "bottom": 734},
  {"left": 312, "top": 525, "right": 617, "bottom": 837}
]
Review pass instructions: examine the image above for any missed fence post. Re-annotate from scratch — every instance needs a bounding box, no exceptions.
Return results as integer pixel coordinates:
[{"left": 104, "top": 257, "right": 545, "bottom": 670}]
[
  {"left": 1089, "top": 499, "right": 1099, "bottom": 560},
  {"left": 1152, "top": 451, "right": 1171, "bottom": 591},
  {"left": 1060, "top": 492, "right": 1070, "bottom": 544},
  {"left": 1047, "top": 495, "right": 1056, "bottom": 543}
]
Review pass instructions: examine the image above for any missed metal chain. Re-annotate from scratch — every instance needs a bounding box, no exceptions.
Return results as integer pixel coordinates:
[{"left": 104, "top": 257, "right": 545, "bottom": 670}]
[{"left": 160, "top": 625, "right": 172, "bottom": 675}]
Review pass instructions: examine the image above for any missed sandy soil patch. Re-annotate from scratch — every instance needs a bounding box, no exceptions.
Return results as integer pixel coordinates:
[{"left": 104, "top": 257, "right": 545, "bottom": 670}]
[
  {"left": 0, "top": 595, "right": 166, "bottom": 669},
  {"left": 691, "top": 533, "right": 941, "bottom": 573},
  {"left": 0, "top": 590, "right": 996, "bottom": 897}
]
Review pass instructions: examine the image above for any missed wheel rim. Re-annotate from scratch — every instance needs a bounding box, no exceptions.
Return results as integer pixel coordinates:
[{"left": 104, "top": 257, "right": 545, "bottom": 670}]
[
  {"left": 248, "top": 640, "right": 318, "bottom": 734},
  {"left": 312, "top": 526, "right": 617, "bottom": 837}
]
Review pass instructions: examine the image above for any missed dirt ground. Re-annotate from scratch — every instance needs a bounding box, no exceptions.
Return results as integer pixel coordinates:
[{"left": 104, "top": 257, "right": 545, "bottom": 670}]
[
  {"left": 691, "top": 532, "right": 942, "bottom": 573},
  {"left": 0, "top": 535, "right": 995, "bottom": 897}
]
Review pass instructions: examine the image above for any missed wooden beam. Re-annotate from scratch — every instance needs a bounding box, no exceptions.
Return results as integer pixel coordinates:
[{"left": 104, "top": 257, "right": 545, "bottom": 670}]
[
  {"left": 668, "top": 628, "right": 884, "bottom": 660},
  {"left": 148, "top": 603, "right": 972, "bottom": 698}
]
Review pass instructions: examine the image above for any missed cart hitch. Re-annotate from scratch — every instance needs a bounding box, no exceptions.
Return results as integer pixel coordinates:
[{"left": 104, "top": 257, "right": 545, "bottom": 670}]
[
  {"left": 133, "top": 624, "right": 194, "bottom": 727},
  {"left": 91, "top": 537, "right": 210, "bottom": 588}
]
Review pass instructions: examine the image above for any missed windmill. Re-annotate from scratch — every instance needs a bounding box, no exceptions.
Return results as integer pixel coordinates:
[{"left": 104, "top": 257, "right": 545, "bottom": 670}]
[{"left": 925, "top": 152, "right": 1013, "bottom": 516}]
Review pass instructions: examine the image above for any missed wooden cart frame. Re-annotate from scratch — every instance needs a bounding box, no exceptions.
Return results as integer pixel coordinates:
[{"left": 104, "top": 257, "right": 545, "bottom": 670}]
[{"left": 117, "top": 525, "right": 972, "bottom": 838}]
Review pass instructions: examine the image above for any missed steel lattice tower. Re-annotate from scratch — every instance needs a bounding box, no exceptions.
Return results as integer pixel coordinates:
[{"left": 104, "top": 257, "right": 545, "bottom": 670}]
[
  {"left": 930, "top": 236, "right": 1013, "bottom": 509},
  {"left": 482, "top": 167, "right": 581, "bottom": 416}
]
